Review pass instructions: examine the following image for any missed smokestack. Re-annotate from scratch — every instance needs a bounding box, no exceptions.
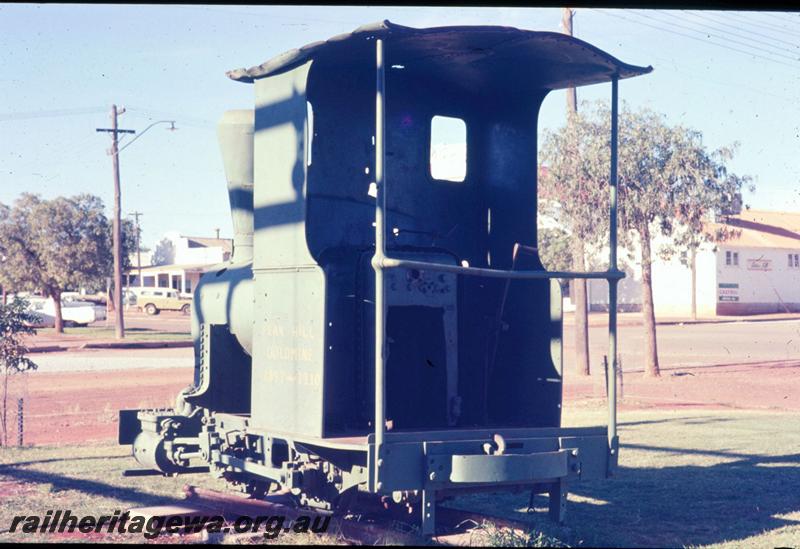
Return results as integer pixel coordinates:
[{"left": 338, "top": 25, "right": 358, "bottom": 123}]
[{"left": 217, "top": 110, "right": 254, "bottom": 263}]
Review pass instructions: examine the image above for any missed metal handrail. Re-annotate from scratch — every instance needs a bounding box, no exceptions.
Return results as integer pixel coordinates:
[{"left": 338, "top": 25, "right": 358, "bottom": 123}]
[
  {"left": 372, "top": 38, "right": 388, "bottom": 492},
  {"left": 371, "top": 38, "right": 622, "bottom": 490},
  {"left": 379, "top": 256, "right": 624, "bottom": 280}
]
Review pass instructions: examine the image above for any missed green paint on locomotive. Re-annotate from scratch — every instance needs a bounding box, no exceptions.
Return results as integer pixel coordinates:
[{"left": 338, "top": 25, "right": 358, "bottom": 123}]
[{"left": 120, "top": 20, "right": 651, "bottom": 536}]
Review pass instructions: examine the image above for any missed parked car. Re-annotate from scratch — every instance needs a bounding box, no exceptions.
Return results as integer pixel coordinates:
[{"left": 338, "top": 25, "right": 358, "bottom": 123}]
[
  {"left": 136, "top": 288, "right": 192, "bottom": 315},
  {"left": 61, "top": 292, "right": 107, "bottom": 321},
  {"left": 25, "top": 296, "right": 99, "bottom": 327}
]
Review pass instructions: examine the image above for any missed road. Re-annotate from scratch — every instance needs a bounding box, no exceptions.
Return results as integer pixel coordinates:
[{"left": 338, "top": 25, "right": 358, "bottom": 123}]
[
  {"left": 563, "top": 319, "right": 800, "bottom": 373},
  {"left": 31, "top": 316, "right": 800, "bottom": 374},
  {"left": 31, "top": 347, "right": 193, "bottom": 373}
]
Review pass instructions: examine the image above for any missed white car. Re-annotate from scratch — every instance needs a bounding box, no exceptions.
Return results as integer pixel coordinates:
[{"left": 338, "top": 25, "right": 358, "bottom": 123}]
[
  {"left": 62, "top": 292, "right": 107, "bottom": 322},
  {"left": 25, "top": 296, "right": 100, "bottom": 328}
]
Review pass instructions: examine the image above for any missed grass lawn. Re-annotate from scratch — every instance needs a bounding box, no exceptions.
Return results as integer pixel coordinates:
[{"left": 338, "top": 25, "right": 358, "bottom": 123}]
[
  {"left": 37, "top": 326, "right": 190, "bottom": 341},
  {"left": 1, "top": 408, "right": 798, "bottom": 546},
  {"left": 0, "top": 445, "right": 336, "bottom": 545},
  {"left": 453, "top": 407, "right": 800, "bottom": 548}
]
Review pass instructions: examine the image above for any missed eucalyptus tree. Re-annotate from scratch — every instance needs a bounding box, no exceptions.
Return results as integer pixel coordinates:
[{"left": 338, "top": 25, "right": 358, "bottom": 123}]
[
  {"left": 541, "top": 101, "right": 750, "bottom": 377},
  {"left": 540, "top": 107, "right": 610, "bottom": 376},
  {"left": 0, "top": 193, "right": 132, "bottom": 333},
  {"left": 615, "top": 107, "right": 750, "bottom": 376}
]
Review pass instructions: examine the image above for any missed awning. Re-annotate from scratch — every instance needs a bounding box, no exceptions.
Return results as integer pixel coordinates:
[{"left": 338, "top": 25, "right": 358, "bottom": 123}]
[{"left": 227, "top": 20, "right": 652, "bottom": 91}]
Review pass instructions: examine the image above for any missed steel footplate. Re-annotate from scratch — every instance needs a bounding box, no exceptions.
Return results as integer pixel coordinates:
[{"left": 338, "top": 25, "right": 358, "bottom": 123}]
[{"left": 429, "top": 449, "right": 571, "bottom": 484}]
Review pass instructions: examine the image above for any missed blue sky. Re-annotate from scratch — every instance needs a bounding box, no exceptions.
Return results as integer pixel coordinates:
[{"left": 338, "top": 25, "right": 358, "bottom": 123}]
[{"left": 2, "top": 5, "right": 799, "bottom": 249}]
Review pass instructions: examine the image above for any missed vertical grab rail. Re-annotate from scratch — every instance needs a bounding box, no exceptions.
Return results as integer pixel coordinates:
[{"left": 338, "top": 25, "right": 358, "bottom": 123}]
[
  {"left": 371, "top": 38, "right": 622, "bottom": 484},
  {"left": 608, "top": 75, "right": 620, "bottom": 473},
  {"left": 372, "top": 38, "right": 387, "bottom": 492}
]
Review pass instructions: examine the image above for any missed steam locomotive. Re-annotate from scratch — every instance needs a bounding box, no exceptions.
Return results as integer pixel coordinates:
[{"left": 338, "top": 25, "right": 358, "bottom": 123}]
[{"left": 119, "top": 20, "right": 651, "bottom": 535}]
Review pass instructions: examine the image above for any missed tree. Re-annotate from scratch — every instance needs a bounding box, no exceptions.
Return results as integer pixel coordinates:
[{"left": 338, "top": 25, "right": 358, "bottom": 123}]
[
  {"left": 537, "top": 226, "right": 574, "bottom": 299},
  {"left": 616, "top": 106, "right": 751, "bottom": 376},
  {"left": 537, "top": 227, "right": 574, "bottom": 273},
  {"left": 152, "top": 238, "right": 176, "bottom": 266},
  {"left": 540, "top": 101, "right": 750, "bottom": 377},
  {"left": 0, "top": 297, "right": 38, "bottom": 446},
  {"left": 0, "top": 193, "right": 126, "bottom": 333},
  {"left": 540, "top": 108, "right": 610, "bottom": 376}
]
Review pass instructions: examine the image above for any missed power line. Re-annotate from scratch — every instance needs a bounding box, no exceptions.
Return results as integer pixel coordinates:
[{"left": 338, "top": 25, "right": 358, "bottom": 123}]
[
  {"left": 7, "top": 134, "right": 102, "bottom": 174},
  {"left": 640, "top": 10, "right": 800, "bottom": 61},
  {"left": 0, "top": 107, "right": 107, "bottom": 122},
  {"left": 127, "top": 107, "right": 215, "bottom": 130},
  {"left": 645, "top": 52, "right": 798, "bottom": 105},
  {"left": 758, "top": 11, "right": 800, "bottom": 25},
  {"left": 681, "top": 10, "right": 800, "bottom": 51},
  {"left": 719, "top": 11, "right": 800, "bottom": 39},
  {"left": 590, "top": 9, "right": 800, "bottom": 72}
]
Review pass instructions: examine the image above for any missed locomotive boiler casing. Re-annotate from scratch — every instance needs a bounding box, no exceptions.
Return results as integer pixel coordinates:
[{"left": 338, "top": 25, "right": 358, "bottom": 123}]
[
  {"left": 190, "top": 110, "right": 255, "bottom": 365},
  {"left": 177, "top": 110, "right": 256, "bottom": 418}
]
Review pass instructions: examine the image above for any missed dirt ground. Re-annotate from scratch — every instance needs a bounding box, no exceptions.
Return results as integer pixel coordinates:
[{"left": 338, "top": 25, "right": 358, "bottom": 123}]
[
  {"left": 3, "top": 367, "right": 193, "bottom": 446},
  {"left": 3, "top": 357, "right": 799, "bottom": 447},
  {"left": 564, "top": 359, "right": 800, "bottom": 412}
]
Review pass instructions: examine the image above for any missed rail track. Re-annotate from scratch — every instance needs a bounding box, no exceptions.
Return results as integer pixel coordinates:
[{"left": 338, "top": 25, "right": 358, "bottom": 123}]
[{"left": 128, "top": 484, "right": 536, "bottom": 545}]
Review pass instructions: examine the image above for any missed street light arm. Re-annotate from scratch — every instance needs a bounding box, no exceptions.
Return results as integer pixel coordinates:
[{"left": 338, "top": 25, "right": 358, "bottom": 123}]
[{"left": 116, "top": 120, "right": 176, "bottom": 154}]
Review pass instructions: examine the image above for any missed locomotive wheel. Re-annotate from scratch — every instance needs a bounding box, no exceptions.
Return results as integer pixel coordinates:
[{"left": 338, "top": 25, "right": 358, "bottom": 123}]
[{"left": 144, "top": 303, "right": 158, "bottom": 316}]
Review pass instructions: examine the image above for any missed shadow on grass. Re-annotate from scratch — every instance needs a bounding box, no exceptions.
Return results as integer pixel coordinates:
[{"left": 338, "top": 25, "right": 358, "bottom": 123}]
[
  {"left": 451, "top": 445, "right": 800, "bottom": 547},
  {"left": 617, "top": 416, "right": 736, "bottom": 428},
  {"left": 568, "top": 448, "right": 800, "bottom": 547},
  {"left": 0, "top": 455, "right": 128, "bottom": 469},
  {"left": 0, "top": 459, "right": 183, "bottom": 508}
]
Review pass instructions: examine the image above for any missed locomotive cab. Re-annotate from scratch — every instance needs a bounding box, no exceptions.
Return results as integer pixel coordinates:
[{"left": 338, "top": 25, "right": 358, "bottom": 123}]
[{"left": 120, "top": 20, "right": 651, "bottom": 535}]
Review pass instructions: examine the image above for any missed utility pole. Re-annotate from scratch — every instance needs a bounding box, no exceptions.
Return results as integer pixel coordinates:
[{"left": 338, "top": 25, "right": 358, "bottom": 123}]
[
  {"left": 130, "top": 211, "right": 143, "bottom": 288},
  {"left": 97, "top": 105, "right": 135, "bottom": 339},
  {"left": 562, "top": 7, "right": 591, "bottom": 376},
  {"left": 563, "top": 8, "right": 578, "bottom": 115},
  {"left": 690, "top": 247, "right": 697, "bottom": 320}
]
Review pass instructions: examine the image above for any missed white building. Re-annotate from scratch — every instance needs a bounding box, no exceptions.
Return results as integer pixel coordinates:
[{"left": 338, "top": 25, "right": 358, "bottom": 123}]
[
  {"left": 164, "top": 231, "right": 232, "bottom": 266},
  {"left": 584, "top": 210, "right": 800, "bottom": 317},
  {"left": 125, "top": 233, "right": 232, "bottom": 295}
]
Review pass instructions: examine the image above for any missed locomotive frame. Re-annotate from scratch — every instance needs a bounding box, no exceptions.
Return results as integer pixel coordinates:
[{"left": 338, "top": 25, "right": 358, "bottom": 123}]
[{"left": 119, "top": 20, "right": 651, "bottom": 536}]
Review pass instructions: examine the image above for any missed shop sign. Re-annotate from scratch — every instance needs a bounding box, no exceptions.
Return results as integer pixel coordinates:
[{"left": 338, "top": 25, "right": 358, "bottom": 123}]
[{"left": 718, "top": 282, "right": 739, "bottom": 302}]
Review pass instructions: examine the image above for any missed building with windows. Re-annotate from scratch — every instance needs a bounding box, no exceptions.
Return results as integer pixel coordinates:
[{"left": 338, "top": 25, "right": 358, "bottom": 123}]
[
  {"left": 584, "top": 210, "right": 800, "bottom": 316},
  {"left": 125, "top": 232, "right": 232, "bottom": 295}
]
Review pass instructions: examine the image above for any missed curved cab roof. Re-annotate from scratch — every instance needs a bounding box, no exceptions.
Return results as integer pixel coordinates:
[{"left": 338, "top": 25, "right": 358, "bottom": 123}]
[{"left": 227, "top": 20, "right": 652, "bottom": 91}]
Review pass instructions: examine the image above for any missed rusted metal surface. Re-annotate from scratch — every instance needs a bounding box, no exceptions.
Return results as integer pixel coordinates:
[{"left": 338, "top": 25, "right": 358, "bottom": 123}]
[{"left": 127, "top": 485, "right": 536, "bottom": 545}]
